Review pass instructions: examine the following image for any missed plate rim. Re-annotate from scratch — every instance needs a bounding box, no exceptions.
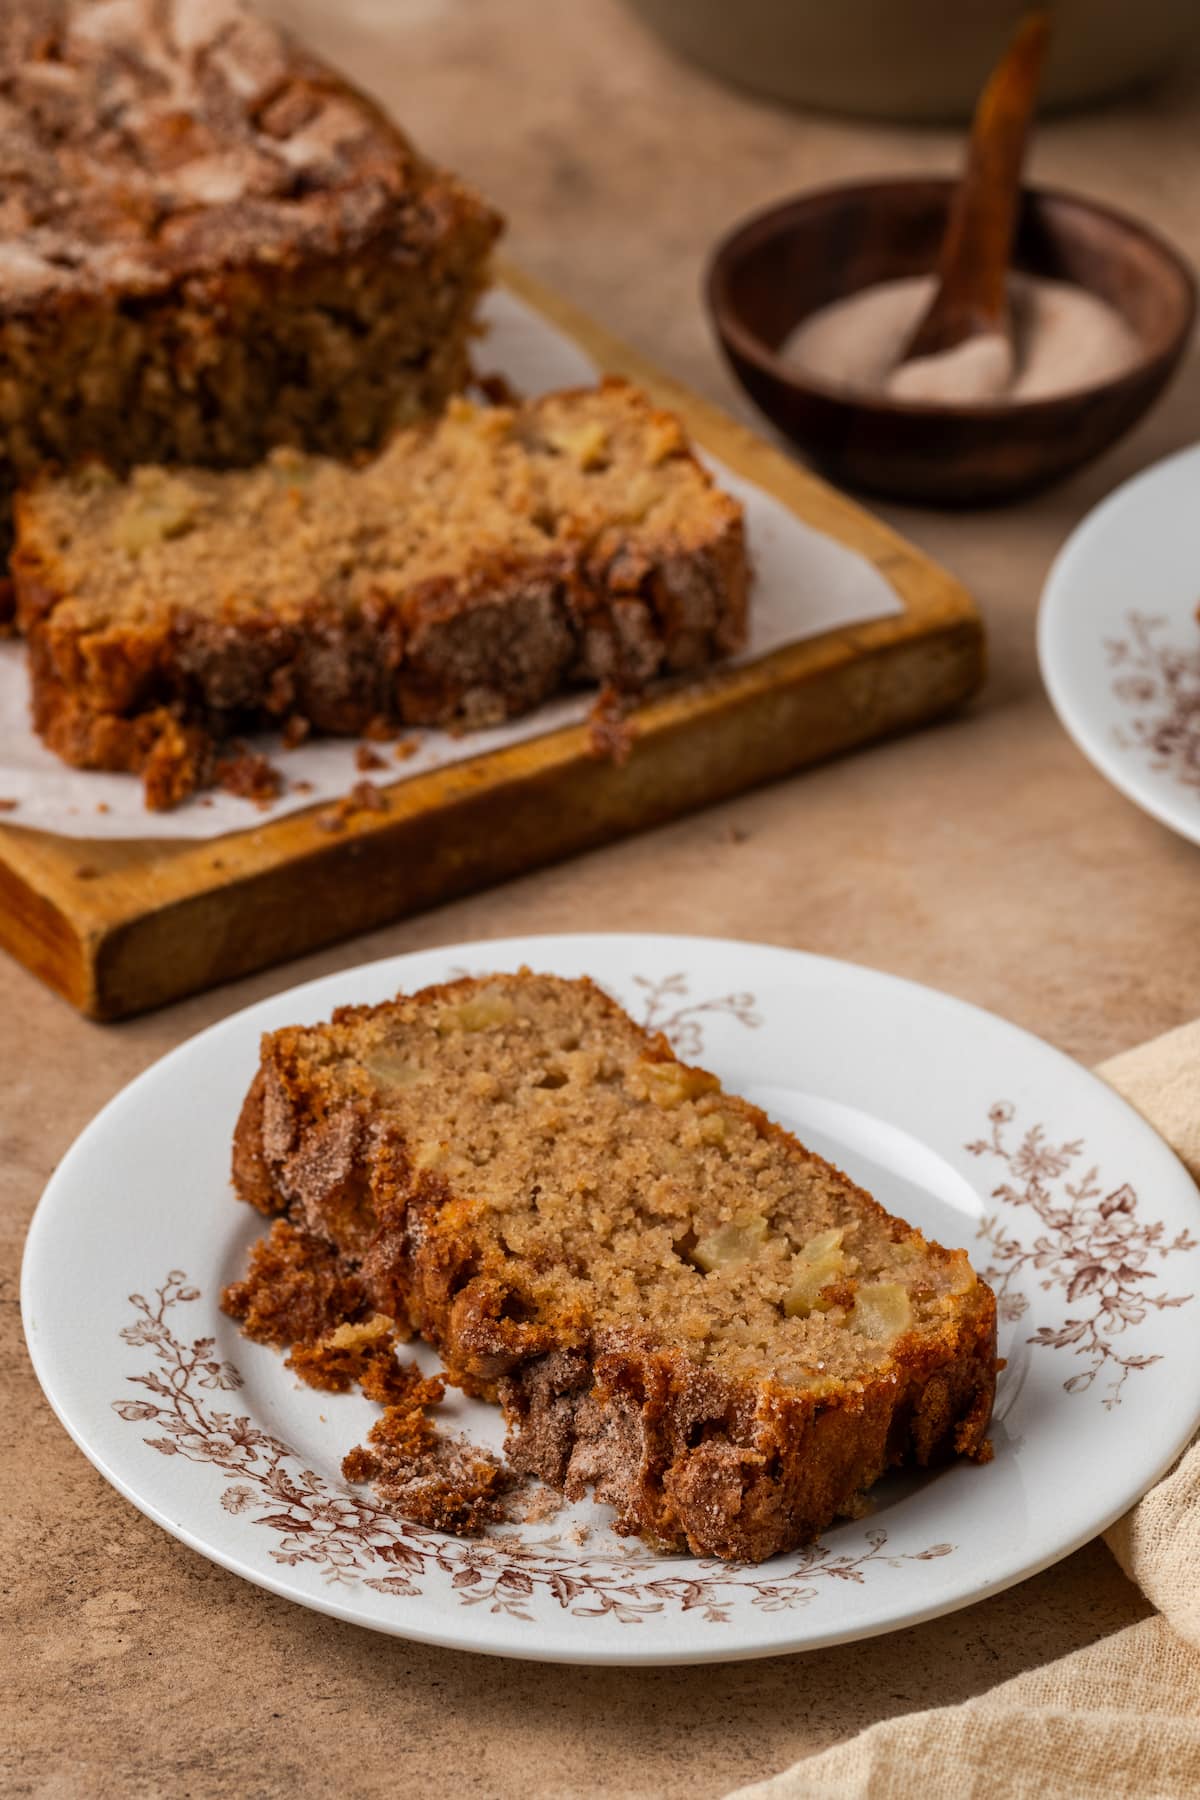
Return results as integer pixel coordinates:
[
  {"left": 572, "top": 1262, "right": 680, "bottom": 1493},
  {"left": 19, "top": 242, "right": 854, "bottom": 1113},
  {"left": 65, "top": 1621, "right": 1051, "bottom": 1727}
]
[
  {"left": 1038, "top": 439, "right": 1200, "bottom": 848},
  {"left": 21, "top": 931, "right": 1200, "bottom": 1664}
]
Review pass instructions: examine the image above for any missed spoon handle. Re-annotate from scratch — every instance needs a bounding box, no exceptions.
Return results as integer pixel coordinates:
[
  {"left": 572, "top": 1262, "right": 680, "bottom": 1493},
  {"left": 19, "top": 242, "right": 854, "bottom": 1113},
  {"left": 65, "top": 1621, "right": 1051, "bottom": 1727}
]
[{"left": 902, "top": 9, "right": 1051, "bottom": 362}]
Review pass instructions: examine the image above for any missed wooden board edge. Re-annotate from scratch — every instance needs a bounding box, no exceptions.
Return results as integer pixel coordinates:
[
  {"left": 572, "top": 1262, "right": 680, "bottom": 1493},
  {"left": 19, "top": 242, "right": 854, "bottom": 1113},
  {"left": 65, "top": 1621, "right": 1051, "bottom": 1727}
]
[
  {"left": 86, "top": 616, "right": 982, "bottom": 1018},
  {"left": 0, "top": 848, "right": 95, "bottom": 1014},
  {"left": 0, "top": 573, "right": 983, "bottom": 931}
]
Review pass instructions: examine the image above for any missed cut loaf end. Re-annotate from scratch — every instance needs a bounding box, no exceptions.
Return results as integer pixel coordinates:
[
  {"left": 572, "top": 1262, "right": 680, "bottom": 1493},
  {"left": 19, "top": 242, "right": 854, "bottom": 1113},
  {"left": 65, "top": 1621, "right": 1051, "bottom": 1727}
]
[
  {"left": 0, "top": 0, "right": 502, "bottom": 616},
  {"left": 226, "top": 970, "right": 996, "bottom": 1562}
]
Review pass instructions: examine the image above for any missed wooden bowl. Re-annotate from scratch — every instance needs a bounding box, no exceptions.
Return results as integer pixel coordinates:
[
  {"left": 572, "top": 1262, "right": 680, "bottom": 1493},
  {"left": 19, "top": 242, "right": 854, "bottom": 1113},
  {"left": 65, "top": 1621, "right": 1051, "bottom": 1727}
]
[{"left": 706, "top": 179, "right": 1196, "bottom": 505}]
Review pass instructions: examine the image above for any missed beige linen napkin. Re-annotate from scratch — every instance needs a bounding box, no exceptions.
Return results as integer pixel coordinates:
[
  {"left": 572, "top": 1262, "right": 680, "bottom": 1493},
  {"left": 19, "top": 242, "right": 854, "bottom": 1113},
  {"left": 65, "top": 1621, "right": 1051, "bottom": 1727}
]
[{"left": 729, "top": 1018, "right": 1200, "bottom": 1800}]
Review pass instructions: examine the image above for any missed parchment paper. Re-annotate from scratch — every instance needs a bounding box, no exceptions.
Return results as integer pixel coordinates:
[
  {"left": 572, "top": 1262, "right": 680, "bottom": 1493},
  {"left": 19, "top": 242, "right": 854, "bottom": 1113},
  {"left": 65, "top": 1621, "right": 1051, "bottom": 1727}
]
[{"left": 0, "top": 289, "right": 902, "bottom": 841}]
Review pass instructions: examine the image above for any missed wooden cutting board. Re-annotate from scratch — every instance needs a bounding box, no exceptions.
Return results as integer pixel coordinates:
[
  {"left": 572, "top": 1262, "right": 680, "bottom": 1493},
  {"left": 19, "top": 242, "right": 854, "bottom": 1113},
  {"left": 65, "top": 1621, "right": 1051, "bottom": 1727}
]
[{"left": 0, "top": 265, "right": 983, "bottom": 1020}]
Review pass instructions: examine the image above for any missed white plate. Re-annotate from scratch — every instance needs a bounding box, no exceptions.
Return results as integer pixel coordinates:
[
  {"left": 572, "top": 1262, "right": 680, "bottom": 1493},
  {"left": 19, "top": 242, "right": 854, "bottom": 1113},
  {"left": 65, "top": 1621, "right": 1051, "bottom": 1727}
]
[
  {"left": 22, "top": 935, "right": 1200, "bottom": 1665},
  {"left": 1040, "top": 442, "right": 1200, "bottom": 846}
]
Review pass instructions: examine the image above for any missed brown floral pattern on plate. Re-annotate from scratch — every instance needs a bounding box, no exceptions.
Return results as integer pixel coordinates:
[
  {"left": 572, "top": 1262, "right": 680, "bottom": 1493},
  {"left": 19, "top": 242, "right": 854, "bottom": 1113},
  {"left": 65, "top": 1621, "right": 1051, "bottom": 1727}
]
[
  {"left": 970, "top": 1102, "right": 1196, "bottom": 1408},
  {"left": 630, "top": 971, "right": 761, "bottom": 1058},
  {"left": 1106, "top": 610, "right": 1200, "bottom": 795},
  {"left": 113, "top": 1273, "right": 954, "bottom": 1623}
]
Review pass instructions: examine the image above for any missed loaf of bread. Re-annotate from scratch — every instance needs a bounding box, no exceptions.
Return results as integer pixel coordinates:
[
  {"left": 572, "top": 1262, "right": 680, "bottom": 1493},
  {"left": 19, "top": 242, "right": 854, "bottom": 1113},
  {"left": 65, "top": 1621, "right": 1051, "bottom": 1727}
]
[
  {"left": 15, "top": 380, "right": 749, "bottom": 807},
  {"left": 0, "top": 0, "right": 500, "bottom": 608},
  {"left": 226, "top": 970, "right": 996, "bottom": 1562}
]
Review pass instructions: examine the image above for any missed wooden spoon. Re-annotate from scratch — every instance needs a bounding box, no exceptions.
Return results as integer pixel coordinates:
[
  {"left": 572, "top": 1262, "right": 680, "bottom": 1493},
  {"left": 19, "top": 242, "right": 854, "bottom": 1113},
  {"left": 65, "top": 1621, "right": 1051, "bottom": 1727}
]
[{"left": 892, "top": 10, "right": 1051, "bottom": 391}]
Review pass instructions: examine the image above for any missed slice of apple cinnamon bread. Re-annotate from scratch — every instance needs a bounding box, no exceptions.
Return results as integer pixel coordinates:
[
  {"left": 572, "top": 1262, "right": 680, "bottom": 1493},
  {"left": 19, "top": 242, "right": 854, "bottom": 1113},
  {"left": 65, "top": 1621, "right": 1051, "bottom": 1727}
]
[
  {"left": 15, "top": 380, "right": 747, "bottom": 808},
  {"left": 225, "top": 970, "right": 995, "bottom": 1561}
]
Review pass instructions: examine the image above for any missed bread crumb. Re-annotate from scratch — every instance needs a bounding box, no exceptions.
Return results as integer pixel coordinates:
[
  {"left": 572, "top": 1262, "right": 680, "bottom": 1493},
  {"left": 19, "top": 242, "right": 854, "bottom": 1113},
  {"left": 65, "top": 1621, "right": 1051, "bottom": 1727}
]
[
  {"left": 343, "top": 1405, "right": 511, "bottom": 1535},
  {"left": 214, "top": 749, "right": 283, "bottom": 807},
  {"left": 517, "top": 1482, "right": 566, "bottom": 1525},
  {"left": 587, "top": 685, "right": 635, "bottom": 766},
  {"left": 355, "top": 745, "right": 387, "bottom": 772},
  {"left": 0, "top": 797, "right": 18, "bottom": 813},
  {"left": 351, "top": 778, "right": 386, "bottom": 811},
  {"left": 317, "top": 778, "right": 388, "bottom": 832},
  {"left": 281, "top": 715, "right": 311, "bottom": 750}
]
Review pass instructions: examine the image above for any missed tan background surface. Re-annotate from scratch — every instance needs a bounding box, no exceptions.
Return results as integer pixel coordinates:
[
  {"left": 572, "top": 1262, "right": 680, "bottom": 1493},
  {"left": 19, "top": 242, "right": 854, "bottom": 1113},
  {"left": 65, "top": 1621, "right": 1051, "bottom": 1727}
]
[{"left": 5, "top": 3, "right": 1200, "bottom": 1794}]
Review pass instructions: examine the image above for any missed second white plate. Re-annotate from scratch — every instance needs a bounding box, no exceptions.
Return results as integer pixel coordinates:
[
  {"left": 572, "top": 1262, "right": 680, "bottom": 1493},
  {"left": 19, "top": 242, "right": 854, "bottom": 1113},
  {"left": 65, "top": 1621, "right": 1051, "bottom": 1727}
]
[
  {"left": 21, "top": 934, "right": 1200, "bottom": 1663},
  {"left": 1040, "top": 442, "right": 1200, "bottom": 846}
]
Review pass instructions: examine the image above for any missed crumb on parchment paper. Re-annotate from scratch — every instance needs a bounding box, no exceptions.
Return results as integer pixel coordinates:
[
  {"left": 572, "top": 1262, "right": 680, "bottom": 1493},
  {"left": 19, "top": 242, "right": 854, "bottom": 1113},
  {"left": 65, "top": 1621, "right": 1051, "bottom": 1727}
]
[
  {"left": 214, "top": 748, "right": 283, "bottom": 808},
  {"left": 316, "top": 778, "right": 388, "bottom": 833}
]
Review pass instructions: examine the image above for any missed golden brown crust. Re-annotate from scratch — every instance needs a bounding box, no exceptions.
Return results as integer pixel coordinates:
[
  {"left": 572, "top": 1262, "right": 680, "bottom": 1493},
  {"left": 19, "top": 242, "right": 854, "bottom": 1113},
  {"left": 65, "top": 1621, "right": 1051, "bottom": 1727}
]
[
  {"left": 225, "top": 973, "right": 997, "bottom": 1562},
  {"left": 221, "top": 1217, "right": 367, "bottom": 1347}
]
